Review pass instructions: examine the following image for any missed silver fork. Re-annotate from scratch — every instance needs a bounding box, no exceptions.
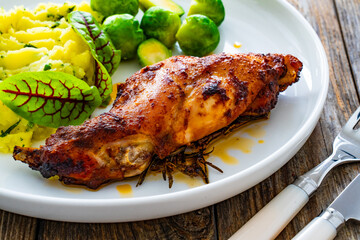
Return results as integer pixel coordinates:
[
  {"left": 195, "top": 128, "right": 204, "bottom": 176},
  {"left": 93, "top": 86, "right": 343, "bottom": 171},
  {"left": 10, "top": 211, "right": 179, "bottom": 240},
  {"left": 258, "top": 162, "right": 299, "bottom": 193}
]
[{"left": 229, "top": 106, "right": 360, "bottom": 240}]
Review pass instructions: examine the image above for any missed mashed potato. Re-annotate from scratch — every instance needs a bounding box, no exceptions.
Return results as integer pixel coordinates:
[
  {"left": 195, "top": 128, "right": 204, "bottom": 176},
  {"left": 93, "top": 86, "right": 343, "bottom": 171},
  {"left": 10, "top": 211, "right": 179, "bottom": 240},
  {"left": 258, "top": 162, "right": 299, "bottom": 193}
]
[
  {"left": 0, "top": 101, "right": 56, "bottom": 153},
  {"left": 0, "top": 2, "right": 101, "bottom": 153},
  {"left": 0, "top": 2, "right": 101, "bottom": 83}
]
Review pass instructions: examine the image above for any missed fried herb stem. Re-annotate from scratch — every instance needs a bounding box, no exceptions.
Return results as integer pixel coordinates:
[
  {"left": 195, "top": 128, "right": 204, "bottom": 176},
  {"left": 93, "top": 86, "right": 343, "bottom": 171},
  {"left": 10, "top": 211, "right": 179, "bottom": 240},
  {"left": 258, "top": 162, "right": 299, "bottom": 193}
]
[{"left": 137, "top": 114, "right": 268, "bottom": 187}]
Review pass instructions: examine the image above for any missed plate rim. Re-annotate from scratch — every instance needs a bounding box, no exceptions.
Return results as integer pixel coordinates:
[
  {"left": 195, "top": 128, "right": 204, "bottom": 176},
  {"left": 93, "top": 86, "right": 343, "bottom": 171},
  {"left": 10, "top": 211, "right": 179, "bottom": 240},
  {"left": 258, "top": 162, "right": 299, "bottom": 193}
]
[{"left": 0, "top": 0, "right": 329, "bottom": 222}]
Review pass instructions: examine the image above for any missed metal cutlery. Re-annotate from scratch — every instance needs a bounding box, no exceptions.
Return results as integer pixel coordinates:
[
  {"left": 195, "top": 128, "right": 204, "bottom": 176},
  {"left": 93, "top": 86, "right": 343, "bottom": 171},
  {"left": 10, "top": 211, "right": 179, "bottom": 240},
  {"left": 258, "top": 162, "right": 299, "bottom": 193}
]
[
  {"left": 229, "top": 106, "right": 360, "bottom": 240},
  {"left": 293, "top": 174, "right": 360, "bottom": 240}
]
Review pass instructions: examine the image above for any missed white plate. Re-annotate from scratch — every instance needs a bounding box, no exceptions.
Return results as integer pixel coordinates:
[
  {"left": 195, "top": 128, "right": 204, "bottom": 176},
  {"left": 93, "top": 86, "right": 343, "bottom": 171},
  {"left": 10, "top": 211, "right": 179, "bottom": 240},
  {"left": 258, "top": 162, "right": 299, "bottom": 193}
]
[{"left": 0, "top": 0, "right": 328, "bottom": 222}]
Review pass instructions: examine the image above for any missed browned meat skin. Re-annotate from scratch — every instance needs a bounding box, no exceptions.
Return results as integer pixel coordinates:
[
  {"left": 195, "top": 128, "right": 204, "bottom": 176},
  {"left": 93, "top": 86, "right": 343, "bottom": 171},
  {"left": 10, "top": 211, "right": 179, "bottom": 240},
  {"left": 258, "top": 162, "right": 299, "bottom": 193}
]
[
  {"left": 242, "top": 54, "right": 303, "bottom": 115},
  {"left": 13, "top": 53, "right": 302, "bottom": 189}
]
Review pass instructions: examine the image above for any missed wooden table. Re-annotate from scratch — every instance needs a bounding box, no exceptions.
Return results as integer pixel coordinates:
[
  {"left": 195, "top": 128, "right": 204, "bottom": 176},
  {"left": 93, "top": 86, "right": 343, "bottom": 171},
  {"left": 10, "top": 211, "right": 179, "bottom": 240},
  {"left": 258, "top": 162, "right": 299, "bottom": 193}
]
[{"left": 1, "top": 0, "right": 359, "bottom": 239}]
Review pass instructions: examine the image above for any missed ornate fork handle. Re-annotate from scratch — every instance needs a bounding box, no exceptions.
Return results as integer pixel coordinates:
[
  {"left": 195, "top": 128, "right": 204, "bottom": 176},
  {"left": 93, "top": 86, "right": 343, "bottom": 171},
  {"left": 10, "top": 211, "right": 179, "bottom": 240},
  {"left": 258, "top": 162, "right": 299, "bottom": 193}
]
[{"left": 294, "top": 147, "right": 360, "bottom": 196}]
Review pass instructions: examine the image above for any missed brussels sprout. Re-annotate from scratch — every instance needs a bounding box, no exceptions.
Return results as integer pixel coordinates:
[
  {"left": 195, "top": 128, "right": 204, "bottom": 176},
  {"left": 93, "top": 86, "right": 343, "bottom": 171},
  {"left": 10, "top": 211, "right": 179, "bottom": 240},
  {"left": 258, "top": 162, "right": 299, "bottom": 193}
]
[
  {"left": 90, "top": 0, "right": 139, "bottom": 17},
  {"left": 137, "top": 38, "right": 172, "bottom": 67},
  {"left": 188, "top": 0, "right": 225, "bottom": 26},
  {"left": 102, "top": 14, "right": 145, "bottom": 60},
  {"left": 139, "top": 0, "right": 184, "bottom": 16},
  {"left": 176, "top": 15, "right": 220, "bottom": 57},
  {"left": 140, "top": 7, "right": 181, "bottom": 48}
]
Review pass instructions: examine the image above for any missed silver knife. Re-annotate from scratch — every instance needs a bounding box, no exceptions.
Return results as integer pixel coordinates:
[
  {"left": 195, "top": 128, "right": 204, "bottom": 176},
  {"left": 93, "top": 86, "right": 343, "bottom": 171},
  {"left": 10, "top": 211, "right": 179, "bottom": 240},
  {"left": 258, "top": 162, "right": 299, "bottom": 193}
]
[{"left": 293, "top": 174, "right": 360, "bottom": 240}]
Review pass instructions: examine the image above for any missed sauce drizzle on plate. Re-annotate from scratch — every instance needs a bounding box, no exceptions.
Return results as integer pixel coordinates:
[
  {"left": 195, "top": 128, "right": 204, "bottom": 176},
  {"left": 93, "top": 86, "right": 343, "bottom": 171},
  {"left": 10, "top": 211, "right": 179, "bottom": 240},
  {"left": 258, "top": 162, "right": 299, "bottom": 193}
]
[
  {"left": 210, "top": 122, "right": 267, "bottom": 165},
  {"left": 116, "top": 184, "right": 133, "bottom": 197}
]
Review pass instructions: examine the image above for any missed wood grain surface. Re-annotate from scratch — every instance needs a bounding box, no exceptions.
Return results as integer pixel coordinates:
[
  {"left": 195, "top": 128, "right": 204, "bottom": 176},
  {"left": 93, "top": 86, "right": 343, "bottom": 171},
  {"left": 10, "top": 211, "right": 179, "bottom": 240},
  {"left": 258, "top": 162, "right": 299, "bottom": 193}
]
[{"left": 1, "top": 0, "right": 359, "bottom": 239}]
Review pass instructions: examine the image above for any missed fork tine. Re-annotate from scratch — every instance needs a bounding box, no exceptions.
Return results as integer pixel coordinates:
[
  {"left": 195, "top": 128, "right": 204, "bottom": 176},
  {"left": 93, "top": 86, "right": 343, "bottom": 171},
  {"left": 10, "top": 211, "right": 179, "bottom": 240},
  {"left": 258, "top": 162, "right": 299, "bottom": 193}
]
[{"left": 343, "top": 106, "right": 360, "bottom": 131}]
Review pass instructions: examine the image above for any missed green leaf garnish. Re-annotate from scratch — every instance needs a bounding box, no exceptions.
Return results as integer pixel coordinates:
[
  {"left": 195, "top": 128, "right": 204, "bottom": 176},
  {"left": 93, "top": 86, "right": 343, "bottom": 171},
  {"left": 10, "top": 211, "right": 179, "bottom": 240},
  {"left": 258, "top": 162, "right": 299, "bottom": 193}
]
[
  {"left": 68, "top": 11, "right": 121, "bottom": 104},
  {"left": 0, "top": 119, "right": 21, "bottom": 137},
  {"left": 68, "top": 11, "right": 121, "bottom": 75},
  {"left": 24, "top": 43, "right": 37, "bottom": 48},
  {"left": 68, "top": 6, "right": 76, "bottom": 13},
  {"left": 94, "top": 60, "right": 112, "bottom": 105},
  {"left": 51, "top": 21, "right": 61, "bottom": 28},
  {"left": 0, "top": 72, "right": 102, "bottom": 128},
  {"left": 43, "top": 63, "right": 52, "bottom": 71}
]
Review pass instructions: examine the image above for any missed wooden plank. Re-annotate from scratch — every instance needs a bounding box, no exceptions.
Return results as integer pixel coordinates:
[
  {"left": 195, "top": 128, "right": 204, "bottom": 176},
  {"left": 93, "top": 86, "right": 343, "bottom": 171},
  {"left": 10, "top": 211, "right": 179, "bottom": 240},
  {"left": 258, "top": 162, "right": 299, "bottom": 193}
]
[
  {"left": 216, "top": 0, "right": 360, "bottom": 239},
  {"left": 36, "top": 207, "right": 216, "bottom": 240},
  {"left": 0, "top": 210, "right": 37, "bottom": 240},
  {"left": 335, "top": 0, "right": 360, "bottom": 92}
]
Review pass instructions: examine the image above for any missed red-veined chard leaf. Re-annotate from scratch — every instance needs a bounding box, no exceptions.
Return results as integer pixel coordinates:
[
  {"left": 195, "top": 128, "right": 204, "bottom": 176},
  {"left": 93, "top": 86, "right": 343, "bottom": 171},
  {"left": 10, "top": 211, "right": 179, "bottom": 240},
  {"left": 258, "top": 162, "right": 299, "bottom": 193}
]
[
  {"left": 68, "top": 11, "right": 121, "bottom": 104},
  {"left": 94, "top": 59, "right": 112, "bottom": 105},
  {"left": 0, "top": 72, "right": 102, "bottom": 128}
]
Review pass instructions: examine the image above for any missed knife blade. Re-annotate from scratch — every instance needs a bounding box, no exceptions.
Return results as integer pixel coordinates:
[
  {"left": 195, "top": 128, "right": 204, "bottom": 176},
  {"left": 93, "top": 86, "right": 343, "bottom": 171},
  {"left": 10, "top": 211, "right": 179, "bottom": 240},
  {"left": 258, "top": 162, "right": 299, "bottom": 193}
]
[{"left": 292, "top": 174, "right": 360, "bottom": 240}]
